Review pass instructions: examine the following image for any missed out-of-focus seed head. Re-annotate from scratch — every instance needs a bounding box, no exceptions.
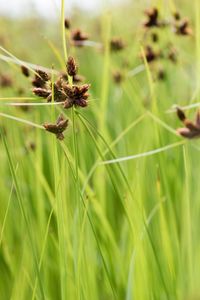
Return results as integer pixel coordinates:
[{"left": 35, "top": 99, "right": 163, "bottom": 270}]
[
  {"left": 176, "top": 107, "right": 186, "bottom": 122},
  {"left": 176, "top": 108, "right": 200, "bottom": 139},
  {"left": 71, "top": 29, "right": 89, "bottom": 46},
  {"left": 110, "top": 37, "right": 125, "bottom": 52},
  {"left": 151, "top": 32, "right": 159, "bottom": 43},
  {"left": 64, "top": 18, "right": 71, "bottom": 29},
  {"left": 157, "top": 69, "right": 166, "bottom": 81},
  {"left": 175, "top": 18, "right": 193, "bottom": 36},
  {"left": 143, "top": 7, "right": 159, "bottom": 28},
  {"left": 173, "top": 11, "right": 181, "bottom": 20},
  {"left": 142, "top": 46, "right": 159, "bottom": 63},
  {"left": 113, "top": 71, "right": 124, "bottom": 84},
  {"left": 21, "top": 65, "right": 30, "bottom": 77},
  {"left": 0, "top": 74, "right": 13, "bottom": 88}
]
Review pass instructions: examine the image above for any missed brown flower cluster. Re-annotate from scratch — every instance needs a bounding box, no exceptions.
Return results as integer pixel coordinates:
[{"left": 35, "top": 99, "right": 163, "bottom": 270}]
[
  {"left": 110, "top": 37, "right": 126, "bottom": 52},
  {"left": 175, "top": 18, "right": 193, "bottom": 36},
  {"left": 143, "top": 8, "right": 160, "bottom": 28},
  {"left": 43, "top": 114, "right": 69, "bottom": 140},
  {"left": 176, "top": 107, "right": 200, "bottom": 139},
  {"left": 71, "top": 29, "right": 89, "bottom": 46},
  {"left": 20, "top": 55, "right": 90, "bottom": 140},
  {"left": 140, "top": 7, "right": 193, "bottom": 81}
]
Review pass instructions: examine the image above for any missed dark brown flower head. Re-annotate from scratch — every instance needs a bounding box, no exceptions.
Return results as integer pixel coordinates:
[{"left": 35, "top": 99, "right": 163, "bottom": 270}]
[
  {"left": 175, "top": 18, "right": 193, "bottom": 36},
  {"left": 110, "top": 37, "right": 125, "bottom": 52},
  {"left": 173, "top": 11, "right": 181, "bottom": 20},
  {"left": 64, "top": 18, "right": 71, "bottom": 29},
  {"left": 113, "top": 71, "right": 124, "bottom": 84},
  {"left": 142, "top": 46, "right": 159, "bottom": 63},
  {"left": 143, "top": 7, "right": 159, "bottom": 28},
  {"left": 176, "top": 107, "right": 200, "bottom": 139},
  {"left": 0, "top": 74, "right": 13, "bottom": 88},
  {"left": 32, "top": 87, "right": 51, "bottom": 99},
  {"left": 151, "top": 32, "right": 159, "bottom": 43},
  {"left": 36, "top": 70, "right": 50, "bottom": 82},
  {"left": 47, "top": 83, "right": 67, "bottom": 103},
  {"left": 32, "top": 70, "right": 49, "bottom": 88},
  {"left": 63, "top": 84, "right": 90, "bottom": 108},
  {"left": 157, "top": 69, "right": 166, "bottom": 81},
  {"left": 67, "top": 56, "right": 78, "bottom": 77},
  {"left": 21, "top": 65, "right": 30, "bottom": 77},
  {"left": 43, "top": 114, "right": 69, "bottom": 140},
  {"left": 71, "top": 29, "right": 89, "bottom": 46}
]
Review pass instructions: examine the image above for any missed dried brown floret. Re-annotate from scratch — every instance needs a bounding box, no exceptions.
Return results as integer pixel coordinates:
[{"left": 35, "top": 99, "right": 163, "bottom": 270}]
[
  {"left": 175, "top": 18, "right": 193, "bottom": 36},
  {"left": 64, "top": 18, "right": 71, "bottom": 29},
  {"left": 173, "top": 11, "right": 181, "bottom": 20},
  {"left": 143, "top": 7, "right": 159, "bottom": 28},
  {"left": 110, "top": 37, "right": 125, "bottom": 52},
  {"left": 151, "top": 32, "right": 159, "bottom": 43},
  {"left": 63, "top": 84, "right": 90, "bottom": 108},
  {"left": 36, "top": 70, "right": 50, "bottom": 82},
  {"left": 142, "top": 46, "right": 160, "bottom": 63},
  {"left": 32, "top": 70, "right": 50, "bottom": 88},
  {"left": 47, "top": 83, "right": 67, "bottom": 103},
  {"left": 176, "top": 108, "right": 200, "bottom": 139},
  {"left": 157, "top": 69, "right": 166, "bottom": 81},
  {"left": 21, "top": 65, "right": 30, "bottom": 77},
  {"left": 43, "top": 114, "right": 69, "bottom": 140},
  {"left": 67, "top": 56, "right": 78, "bottom": 77},
  {"left": 71, "top": 29, "right": 89, "bottom": 46},
  {"left": 32, "top": 87, "right": 51, "bottom": 99},
  {"left": 113, "top": 71, "right": 124, "bottom": 84}
]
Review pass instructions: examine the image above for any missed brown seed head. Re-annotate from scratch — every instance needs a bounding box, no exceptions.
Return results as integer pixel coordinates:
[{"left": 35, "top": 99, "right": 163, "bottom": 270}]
[
  {"left": 21, "top": 65, "right": 30, "bottom": 77},
  {"left": 67, "top": 56, "right": 78, "bottom": 77},
  {"left": 151, "top": 32, "right": 159, "bottom": 43},
  {"left": 176, "top": 108, "right": 200, "bottom": 139},
  {"left": 144, "top": 7, "right": 159, "bottom": 28},
  {"left": 71, "top": 29, "right": 89, "bottom": 46},
  {"left": 113, "top": 71, "right": 124, "bottom": 84},
  {"left": 175, "top": 18, "right": 193, "bottom": 36},
  {"left": 173, "top": 11, "right": 181, "bottom": 20},
  {"left": 176, "top": 107, "right": 186, "bottom": 122},
  {"left": 32, "top": 87, "right": 51, "bottom": 98},
  {"left": 64, "top": 18, "right": 71, "bottom": 29},
  {"left": 110, "top": 37, "right": 125, "bottom": 52},
  {"left": 63, "top": 83, "right": 90, "bottom": 108},
  {"left": 142, "top": 46, "right": 159, "bottom": 63},
  {"left": 43, "top": 114, "right": 69, "bottom": 140}
]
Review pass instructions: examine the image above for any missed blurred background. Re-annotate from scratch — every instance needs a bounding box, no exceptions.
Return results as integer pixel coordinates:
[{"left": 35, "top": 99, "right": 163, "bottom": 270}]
[{"left": 0, "top": 0, "right": 129, "bottom": 18}]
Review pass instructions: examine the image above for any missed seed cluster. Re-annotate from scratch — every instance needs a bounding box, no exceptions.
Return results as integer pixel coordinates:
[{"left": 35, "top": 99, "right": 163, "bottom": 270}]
[
  {"left": 20, "top": 55, "right": 90, "bottom": 140},
  {"left": 43, "top": 114, "right": 69, "bottom": 140},
  {"left": 176, "top": 108, "right": 200, "bottom": 139},
  {"left": 140, "top": 7, "right": 193, "bottom": 80}
]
